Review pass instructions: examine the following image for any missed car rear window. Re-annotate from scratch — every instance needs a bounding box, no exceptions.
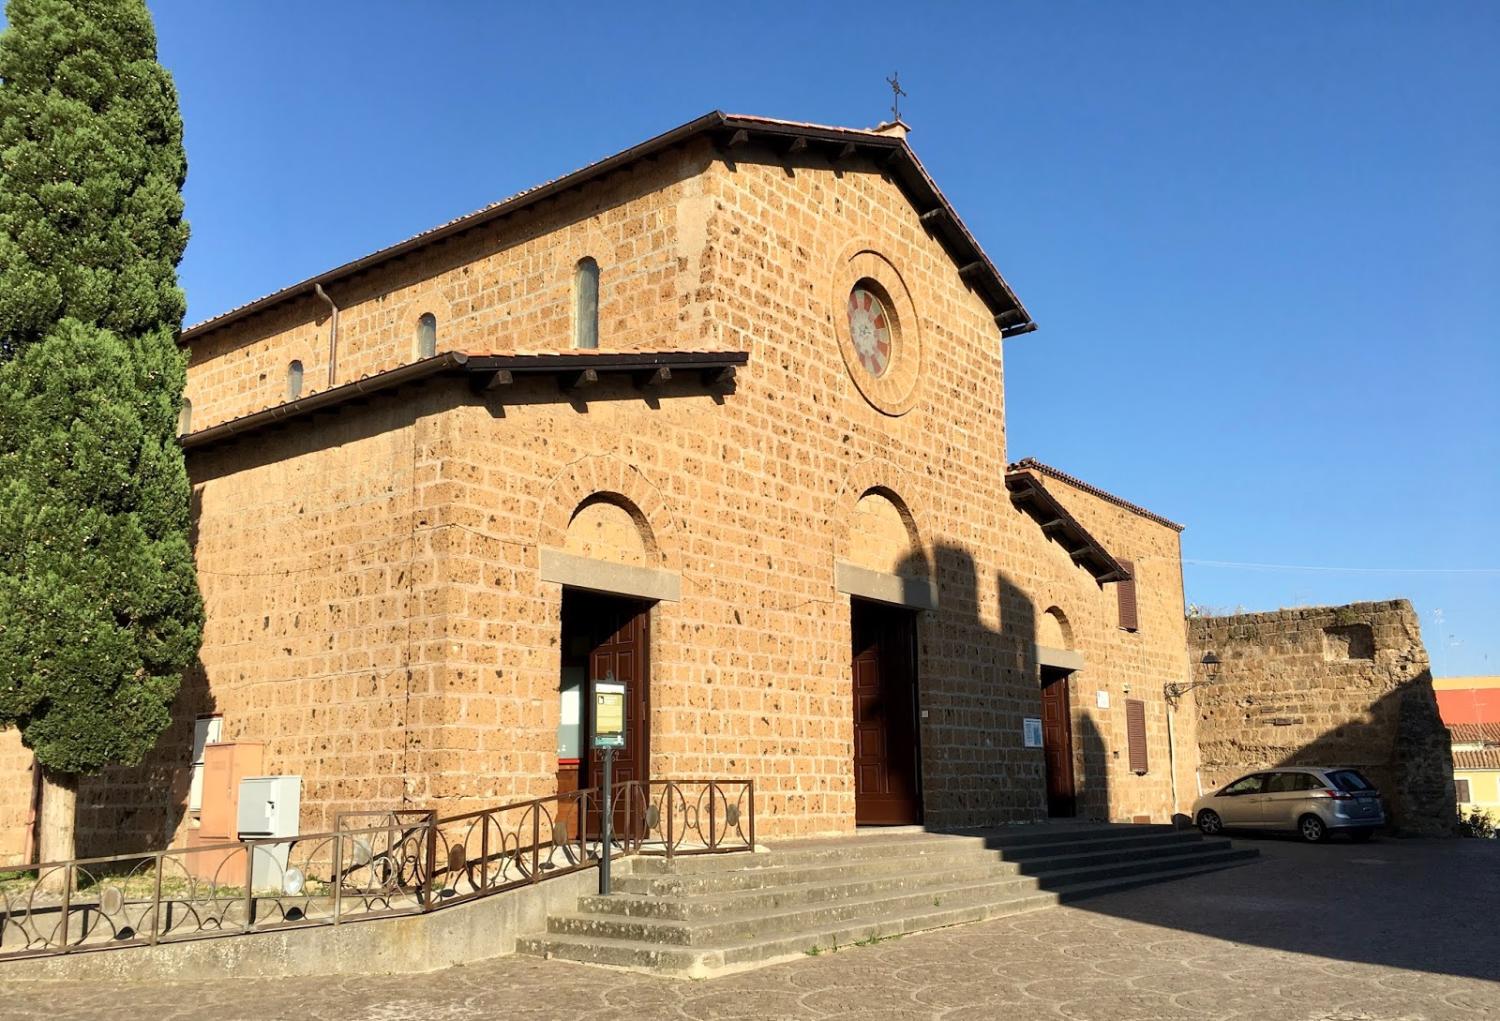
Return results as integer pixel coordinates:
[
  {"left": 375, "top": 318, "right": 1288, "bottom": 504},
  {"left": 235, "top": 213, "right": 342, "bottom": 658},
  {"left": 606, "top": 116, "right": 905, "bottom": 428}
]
[{"left": 1328, "top": 769, "right": 1375, "bottom": 792}]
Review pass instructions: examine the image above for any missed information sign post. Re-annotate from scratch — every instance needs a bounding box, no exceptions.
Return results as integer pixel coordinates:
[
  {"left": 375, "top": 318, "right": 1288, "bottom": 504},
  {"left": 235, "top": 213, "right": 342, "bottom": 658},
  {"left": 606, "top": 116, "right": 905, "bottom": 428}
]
[{"left": 592, "top": 677, "right": 626, "bottom": 895}]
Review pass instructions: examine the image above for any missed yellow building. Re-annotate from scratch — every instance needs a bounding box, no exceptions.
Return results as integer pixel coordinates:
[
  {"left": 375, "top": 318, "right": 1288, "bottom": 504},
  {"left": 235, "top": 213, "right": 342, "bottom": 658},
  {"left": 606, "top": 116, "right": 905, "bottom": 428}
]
[{"left": 1449, "top": 724, "right": 1500, "bottom": 820}]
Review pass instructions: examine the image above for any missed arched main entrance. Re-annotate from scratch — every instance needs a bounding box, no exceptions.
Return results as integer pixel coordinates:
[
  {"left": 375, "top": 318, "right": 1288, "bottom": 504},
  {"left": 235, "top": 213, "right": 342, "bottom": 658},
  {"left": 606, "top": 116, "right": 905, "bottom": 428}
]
[{"left": 842, "top": 487, "right": 930, "bottom": 826}]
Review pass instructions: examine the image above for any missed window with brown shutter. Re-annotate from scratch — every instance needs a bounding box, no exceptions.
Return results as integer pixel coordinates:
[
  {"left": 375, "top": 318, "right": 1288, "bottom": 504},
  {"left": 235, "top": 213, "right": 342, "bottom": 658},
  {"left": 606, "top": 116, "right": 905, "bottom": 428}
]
[
  {"left": 1455, "top": 778, "right": 1471, "bottom": 803},
  {"left": 1116, "top": 559, "right": 1139, "bottom": 631},
  {"left": 1126, "top": 698, "right": 1148, "bottom": 774}
]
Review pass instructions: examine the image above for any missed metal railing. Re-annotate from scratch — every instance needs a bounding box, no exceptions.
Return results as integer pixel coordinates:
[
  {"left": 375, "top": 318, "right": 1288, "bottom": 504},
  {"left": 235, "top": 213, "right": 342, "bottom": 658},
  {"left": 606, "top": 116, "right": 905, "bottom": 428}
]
[{"left": 0, "top": 777, "right": 753, "bottom": 962}]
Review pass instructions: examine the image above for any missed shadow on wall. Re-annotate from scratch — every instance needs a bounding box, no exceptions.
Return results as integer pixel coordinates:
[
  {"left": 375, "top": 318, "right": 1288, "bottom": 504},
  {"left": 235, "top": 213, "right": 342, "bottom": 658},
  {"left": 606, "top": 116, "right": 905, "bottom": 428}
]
[
  {"left": 1266, "top": 677, "right": 1456, "bottom": 836},
  {"left": 898, "top": 544, "right": 1112, "bottom": 829},
  {"left": 1066, "top": 612, "right": 1480, "bottom": 984},
  {"left": 71, "top": 487, "right": 220, "bottom": 858}
]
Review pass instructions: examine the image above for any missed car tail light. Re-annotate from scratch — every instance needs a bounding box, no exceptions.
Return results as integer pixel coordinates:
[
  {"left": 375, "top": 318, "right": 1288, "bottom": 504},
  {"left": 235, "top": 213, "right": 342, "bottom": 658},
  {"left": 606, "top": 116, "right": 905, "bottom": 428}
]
[{"left": 1314, "top": 789, "right": 1352, "bottom": 800}]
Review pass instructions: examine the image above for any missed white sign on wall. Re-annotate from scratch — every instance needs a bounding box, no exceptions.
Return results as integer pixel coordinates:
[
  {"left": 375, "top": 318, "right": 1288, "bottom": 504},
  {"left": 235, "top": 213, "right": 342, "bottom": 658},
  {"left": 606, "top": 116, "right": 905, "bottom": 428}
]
[
  {"left": 1023, "top": 717, "right": 1043, "bottom": 748},
  {"left": 1096, "top": 690, "right": 1110, "bottom": 710}
]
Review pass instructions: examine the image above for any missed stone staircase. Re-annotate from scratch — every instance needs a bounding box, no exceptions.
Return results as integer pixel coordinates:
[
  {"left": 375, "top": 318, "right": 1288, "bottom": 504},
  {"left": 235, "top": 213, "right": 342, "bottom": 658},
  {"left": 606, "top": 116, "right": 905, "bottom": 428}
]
[{"left": 516, "top": 823, "right": 1257, "bottom": 978}]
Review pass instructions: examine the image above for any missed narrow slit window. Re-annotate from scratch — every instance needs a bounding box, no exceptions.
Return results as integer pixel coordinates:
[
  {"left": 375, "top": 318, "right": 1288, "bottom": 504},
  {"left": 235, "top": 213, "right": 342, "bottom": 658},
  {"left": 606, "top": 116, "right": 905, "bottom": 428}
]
[
  {"left": 574, "top": 257, "right": 599, "bottom": 349},
  {"left": 287, "top": 360, "right": 304, "bottom": 401},
  {"left": 416, "top": 312, "right": 437, "bottom": 359},
  {"left": 178, "top": 398, "right": 192, "bottom": 436}
]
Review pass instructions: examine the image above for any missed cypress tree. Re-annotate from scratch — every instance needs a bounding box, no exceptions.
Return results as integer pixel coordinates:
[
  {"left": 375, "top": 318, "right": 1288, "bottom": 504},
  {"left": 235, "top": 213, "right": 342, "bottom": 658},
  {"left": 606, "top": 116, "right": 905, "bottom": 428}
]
[{"left": 0, "top": 0, "right": 203, "bottom": 868}]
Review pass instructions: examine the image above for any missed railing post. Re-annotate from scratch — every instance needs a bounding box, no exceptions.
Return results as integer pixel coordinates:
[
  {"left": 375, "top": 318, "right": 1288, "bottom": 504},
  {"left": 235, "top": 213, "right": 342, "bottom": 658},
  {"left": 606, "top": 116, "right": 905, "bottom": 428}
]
[
  {"left": 748, "top": 779, "right": 756, "bottom": 850},
  {"left": 577, "top": 790, "right": 588, "bottom": 865},
  {"left": 709, "top": 783, "right": 718, "bottom": 851},
  {"left": 423, "top": 811, "right": 437, "bottom": 911},
  {"left": 665, "top": 783, "right": 675, "bottom": 860},
  {"left": 151, "top": 852, "right": 164, "bottom": 945},
  {"left": 531, "top": 805, "right": 540, "bottom": 884},
  {"left": 481, "top": 811, "right": 490, "bottom": 895},
  {"left": 332, "top": 833, "right": 343, "bottom": 925},
  {"left": 58, "top": 863, "right": 72, "bottom": 953},
  {"left": 242, "top": 841, "right": 255, "bottom": 934}
]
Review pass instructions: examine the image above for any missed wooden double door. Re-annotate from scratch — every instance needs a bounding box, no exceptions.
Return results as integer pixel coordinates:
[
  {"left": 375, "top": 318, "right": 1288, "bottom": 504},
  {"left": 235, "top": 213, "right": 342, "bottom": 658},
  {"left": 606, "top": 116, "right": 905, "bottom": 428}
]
[
  {"left": 1040, "top": 665, "right": 1076, "bottom": 817},
  {"left": 851, "top": 599, "right": 923, "bottom": 825},
  {"left": 557, "top": 590, "right": 650, "bottom": 839}
]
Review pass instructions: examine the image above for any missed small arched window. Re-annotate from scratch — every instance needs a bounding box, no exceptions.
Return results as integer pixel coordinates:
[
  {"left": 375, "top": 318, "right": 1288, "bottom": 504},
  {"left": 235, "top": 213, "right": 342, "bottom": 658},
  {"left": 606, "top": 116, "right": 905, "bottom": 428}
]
[
  {"left": 416, "top": 312, "right": 437, "bottom": 359},
  {"left": 574, "top": 257, "right": 599, "bottom": 349},
  {"left": 177, "top": 398, "right": 192, "bottom": 437},
  {"left": 287, "top": 360, "right": 304, "bottom": 401}
]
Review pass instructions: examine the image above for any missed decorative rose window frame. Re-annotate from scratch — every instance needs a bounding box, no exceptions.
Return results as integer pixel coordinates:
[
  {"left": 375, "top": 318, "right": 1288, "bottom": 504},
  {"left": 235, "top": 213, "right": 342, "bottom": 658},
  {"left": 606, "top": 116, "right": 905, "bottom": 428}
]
[{"left": 830, "top": 242, "right": 923, "bottom": 416}]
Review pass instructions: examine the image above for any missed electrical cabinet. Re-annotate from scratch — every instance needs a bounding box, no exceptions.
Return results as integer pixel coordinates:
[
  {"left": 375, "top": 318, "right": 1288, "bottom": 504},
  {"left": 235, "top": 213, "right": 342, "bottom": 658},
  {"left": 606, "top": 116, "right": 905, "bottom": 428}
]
[{"left": 237, "top": 775, "right": 302, "bottom": 892}]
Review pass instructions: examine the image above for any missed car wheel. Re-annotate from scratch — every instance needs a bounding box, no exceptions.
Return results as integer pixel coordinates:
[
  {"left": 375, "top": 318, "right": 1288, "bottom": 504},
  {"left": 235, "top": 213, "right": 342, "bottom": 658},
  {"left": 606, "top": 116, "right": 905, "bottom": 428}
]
[
  {"left": 1348, "top": 828, "right": 1375, "bottom": 843},
  {"left": 1298, "top": 814, "right": 1329, "bottom": 843},
  {"left": 1196, "top": 809, "right": 1223, "bottom": 836}
]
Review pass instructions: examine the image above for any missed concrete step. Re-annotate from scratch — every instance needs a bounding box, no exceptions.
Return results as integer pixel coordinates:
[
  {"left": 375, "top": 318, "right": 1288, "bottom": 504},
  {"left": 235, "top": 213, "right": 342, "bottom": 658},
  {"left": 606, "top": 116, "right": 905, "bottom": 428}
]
[
  {"left": 550, "top": 874, "right": 1047, "bottom": 945},
  {"left": 983, "top": 829, "right": 1206, "bottom": 861},
  {"left": 1027, "top": 844, "right": 1256, "bottom": 888},
  {"left": 518, "top": 888, "right": 1060, "bottom": 978},
  {"left": 1010, "top": 836, "right": 1235, "bottom": 876},
  {"left": 953, "top": 823, "right": 1179, "bottom": 850},
  {"left": 583, "top": 859, "right": 1024, "bottom": 920},
  {"left": 612, "top": 848, "right": 1015, "bottom": 896},
  {"left": 516, "top": 826, "right": 1262, "bottom": 978},
  {"left": 627, "top": 833, "right": 994, "bottom": 875},
  {"left": 1052, "top": 851, "right": 1259, "bottom": 902}
]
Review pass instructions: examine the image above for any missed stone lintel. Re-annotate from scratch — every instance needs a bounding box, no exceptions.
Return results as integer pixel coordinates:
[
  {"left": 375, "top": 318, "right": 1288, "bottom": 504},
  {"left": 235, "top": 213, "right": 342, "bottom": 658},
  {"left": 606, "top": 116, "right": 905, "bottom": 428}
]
[
  {"left": 834, "top": 560, "right": 938, "bottom": 612},
  {"left": 539, "top": 547, "right": 680, "bottom": 603},
  {"left": 1036, "top": 644, "right": 1084, "bottom": 672}
]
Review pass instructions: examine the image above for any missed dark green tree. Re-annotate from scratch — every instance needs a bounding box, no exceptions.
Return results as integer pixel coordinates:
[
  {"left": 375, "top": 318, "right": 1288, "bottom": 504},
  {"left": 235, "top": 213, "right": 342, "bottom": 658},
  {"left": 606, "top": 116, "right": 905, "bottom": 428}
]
[{"left": 0, "top": 0, "right": 202, "bottom": 868}]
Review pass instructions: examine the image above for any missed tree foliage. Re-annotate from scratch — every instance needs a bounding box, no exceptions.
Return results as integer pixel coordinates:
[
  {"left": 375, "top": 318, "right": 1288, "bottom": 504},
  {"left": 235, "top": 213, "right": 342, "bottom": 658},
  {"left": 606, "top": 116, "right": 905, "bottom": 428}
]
[{"left": 0, "top": 0, "right": 202, "bottom": 776}]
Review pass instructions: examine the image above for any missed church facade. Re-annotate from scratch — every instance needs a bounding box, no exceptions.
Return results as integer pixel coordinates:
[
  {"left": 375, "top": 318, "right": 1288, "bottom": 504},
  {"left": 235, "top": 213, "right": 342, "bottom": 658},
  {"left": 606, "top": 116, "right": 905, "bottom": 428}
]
[{"left": 0, "top": 113, "right": 1202, "bottom": 861}]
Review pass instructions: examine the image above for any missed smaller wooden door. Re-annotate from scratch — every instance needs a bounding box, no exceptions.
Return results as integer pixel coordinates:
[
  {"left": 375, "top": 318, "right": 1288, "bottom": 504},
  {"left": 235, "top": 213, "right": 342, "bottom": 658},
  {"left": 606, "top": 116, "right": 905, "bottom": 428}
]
[
  {"left": 1040, "top": 667, "right": 1076, "bottom": 817},
  {"left": 558, "top": 591, "right": 650, "bottom": 842},
  {"left": 852, "top": 600, "right": 922, "bottom": 825}
]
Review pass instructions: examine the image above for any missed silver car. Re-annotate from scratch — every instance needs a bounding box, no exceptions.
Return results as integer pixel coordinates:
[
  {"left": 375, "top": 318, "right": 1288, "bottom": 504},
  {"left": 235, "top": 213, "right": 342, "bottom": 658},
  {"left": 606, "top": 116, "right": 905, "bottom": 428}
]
[{"left": 1193, "top": 767, "right": 1385, "bottom": 843}]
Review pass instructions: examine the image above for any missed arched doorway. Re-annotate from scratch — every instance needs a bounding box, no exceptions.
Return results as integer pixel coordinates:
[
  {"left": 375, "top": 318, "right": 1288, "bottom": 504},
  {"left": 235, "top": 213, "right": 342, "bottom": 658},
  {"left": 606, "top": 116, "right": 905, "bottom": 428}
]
[
  {"left": 845, "top": 488, "right": 929, "bottom": 826},
  {"left": 1039, "top": 606, "right": 1077, "bottom": 817},
  {"left": 554, "top": 495, "right": 658, "bottom": 838}
]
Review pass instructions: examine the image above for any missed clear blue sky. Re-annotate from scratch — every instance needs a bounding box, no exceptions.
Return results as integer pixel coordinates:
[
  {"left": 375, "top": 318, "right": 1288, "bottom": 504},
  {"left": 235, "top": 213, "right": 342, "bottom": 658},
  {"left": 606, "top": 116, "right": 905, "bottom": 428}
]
[{"left": 52, "top": 4, "right": 1500, "bottom": 671}]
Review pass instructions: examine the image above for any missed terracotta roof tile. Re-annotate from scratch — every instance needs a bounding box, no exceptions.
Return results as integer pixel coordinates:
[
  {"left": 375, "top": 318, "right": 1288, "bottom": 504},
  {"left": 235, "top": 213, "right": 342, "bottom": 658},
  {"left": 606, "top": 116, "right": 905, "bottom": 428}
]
[
  {"left": 1454, "top": 748, "right": 1500, "bottom": 770},
  {"left": 1005, "top": 458, "right": 1185, "bottom": 532},
  {"left": 1449, "top": 723, "right": 1500, "bottom": 746}
]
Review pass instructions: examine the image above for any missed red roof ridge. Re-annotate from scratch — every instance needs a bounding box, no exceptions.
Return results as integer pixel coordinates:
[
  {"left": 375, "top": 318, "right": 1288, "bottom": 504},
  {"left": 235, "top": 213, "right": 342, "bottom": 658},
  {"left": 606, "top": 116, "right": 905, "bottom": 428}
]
[{"left": 1005, "top": 458, "right": 1185, "bottom": 532}]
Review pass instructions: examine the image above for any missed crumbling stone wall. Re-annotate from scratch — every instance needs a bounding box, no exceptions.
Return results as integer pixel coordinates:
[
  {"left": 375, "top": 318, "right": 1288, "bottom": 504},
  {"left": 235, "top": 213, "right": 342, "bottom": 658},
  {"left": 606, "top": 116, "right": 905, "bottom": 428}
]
[{"left": 1188, "top": 600, "right": 1454, "bottom": 835}]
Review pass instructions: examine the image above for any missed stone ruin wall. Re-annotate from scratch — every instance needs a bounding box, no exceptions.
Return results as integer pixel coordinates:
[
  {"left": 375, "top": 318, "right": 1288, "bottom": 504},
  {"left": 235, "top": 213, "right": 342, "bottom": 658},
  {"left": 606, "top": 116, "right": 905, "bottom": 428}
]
[{"left": 1188, "top": 599, "right": 1454, "bottom": 835}]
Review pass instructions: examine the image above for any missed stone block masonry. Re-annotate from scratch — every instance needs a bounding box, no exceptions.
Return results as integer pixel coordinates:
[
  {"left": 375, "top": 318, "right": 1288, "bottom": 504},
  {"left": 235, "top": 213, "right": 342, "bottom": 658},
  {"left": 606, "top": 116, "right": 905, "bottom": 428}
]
[
  {"left": 0, "top": 116, "right": 1204, "bottom": 862},
  {"left": 1188, "top": 600, "right": 1455, "bottom": 835}
]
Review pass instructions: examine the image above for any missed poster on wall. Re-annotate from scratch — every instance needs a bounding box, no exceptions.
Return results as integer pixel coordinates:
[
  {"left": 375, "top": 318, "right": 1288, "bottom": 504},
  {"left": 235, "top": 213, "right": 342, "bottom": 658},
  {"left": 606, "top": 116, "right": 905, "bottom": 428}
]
[{"left": 1023, "top": 717, "right": 1043, "bottom": 748}]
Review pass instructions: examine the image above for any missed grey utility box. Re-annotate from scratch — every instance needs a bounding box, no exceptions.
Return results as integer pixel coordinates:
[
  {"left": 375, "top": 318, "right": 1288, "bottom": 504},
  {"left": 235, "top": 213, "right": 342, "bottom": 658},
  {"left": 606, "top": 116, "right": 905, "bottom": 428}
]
[{"left": 237, "top": 775, "right": 302, "bottom": 892}]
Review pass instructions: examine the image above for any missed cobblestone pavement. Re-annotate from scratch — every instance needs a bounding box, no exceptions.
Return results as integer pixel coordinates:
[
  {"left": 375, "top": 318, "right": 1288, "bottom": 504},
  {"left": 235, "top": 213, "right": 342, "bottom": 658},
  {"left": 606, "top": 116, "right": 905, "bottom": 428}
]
[{"left": 2, "top": 835, "right": 1497, "bottom": 1020}]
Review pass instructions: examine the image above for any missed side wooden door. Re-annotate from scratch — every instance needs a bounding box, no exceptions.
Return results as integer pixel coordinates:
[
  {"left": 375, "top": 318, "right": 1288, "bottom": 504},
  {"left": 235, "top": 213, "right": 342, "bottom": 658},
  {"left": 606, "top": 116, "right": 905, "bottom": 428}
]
[
  {"left": 852, "top": 600, "right": 922, "bottom": 825},
  {"left": 1040, "top": 667, "right": 1076, "bottom": 817}
]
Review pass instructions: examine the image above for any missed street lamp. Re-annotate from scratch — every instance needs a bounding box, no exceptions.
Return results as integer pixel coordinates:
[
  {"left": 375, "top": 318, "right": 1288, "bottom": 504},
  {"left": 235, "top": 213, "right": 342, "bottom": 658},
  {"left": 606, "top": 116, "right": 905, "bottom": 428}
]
[{"left": 1164, "top": 651, "right": 1221, "bottom": 705}]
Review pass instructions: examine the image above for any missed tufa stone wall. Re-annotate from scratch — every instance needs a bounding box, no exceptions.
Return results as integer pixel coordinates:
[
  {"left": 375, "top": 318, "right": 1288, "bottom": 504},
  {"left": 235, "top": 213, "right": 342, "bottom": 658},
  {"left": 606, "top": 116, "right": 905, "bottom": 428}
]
[
  {"left": 1188, "top": 600, "right": 1454, "bottom": 835},
  {"left": 0, "top": 128, "right": 1199, "bottom": 859}
]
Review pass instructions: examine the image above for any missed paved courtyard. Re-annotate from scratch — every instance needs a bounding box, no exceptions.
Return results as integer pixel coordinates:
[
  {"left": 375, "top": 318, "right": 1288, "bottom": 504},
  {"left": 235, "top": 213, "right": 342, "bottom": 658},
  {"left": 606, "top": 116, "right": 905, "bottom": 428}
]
[{"left": 2, "top": 834, "right": 1497, "bottom": 1020}]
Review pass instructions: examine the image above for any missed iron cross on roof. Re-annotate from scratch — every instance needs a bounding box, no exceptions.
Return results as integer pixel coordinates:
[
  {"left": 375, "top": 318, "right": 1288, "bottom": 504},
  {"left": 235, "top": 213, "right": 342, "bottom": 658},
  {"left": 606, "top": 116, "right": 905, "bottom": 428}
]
[{"left": 886, "top": 72, "right": 907, "bottom": 122}]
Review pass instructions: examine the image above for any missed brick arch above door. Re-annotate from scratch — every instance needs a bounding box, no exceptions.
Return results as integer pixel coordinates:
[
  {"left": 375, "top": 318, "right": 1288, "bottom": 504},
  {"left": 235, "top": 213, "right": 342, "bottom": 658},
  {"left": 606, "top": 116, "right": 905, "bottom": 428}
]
[
  {"left": 537, "top": 455, "right": 683, "bottom": 585},
  {"left": 832, "top": 459, "right": 936, "bottom": 611}
]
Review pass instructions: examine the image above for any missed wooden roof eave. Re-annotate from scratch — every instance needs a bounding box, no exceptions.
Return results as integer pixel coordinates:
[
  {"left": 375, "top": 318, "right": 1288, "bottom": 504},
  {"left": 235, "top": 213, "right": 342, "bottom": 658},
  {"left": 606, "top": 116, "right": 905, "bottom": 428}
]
[
  {"left": 1005, "top": 471, "right": 1131, "bottom": 585},
  {"left": 180, "top": 349, "right": 750, "bottom": 451}
]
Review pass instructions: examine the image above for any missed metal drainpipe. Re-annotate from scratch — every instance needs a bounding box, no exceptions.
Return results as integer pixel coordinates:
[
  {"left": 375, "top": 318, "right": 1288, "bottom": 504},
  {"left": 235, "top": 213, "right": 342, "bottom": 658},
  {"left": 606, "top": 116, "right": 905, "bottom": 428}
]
[
  {"left": 314, "top": 283, "right": 339, "bottom": 388},
  {"left": 1165, "top": 702, "right": 1180, "bottom": 825}
]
